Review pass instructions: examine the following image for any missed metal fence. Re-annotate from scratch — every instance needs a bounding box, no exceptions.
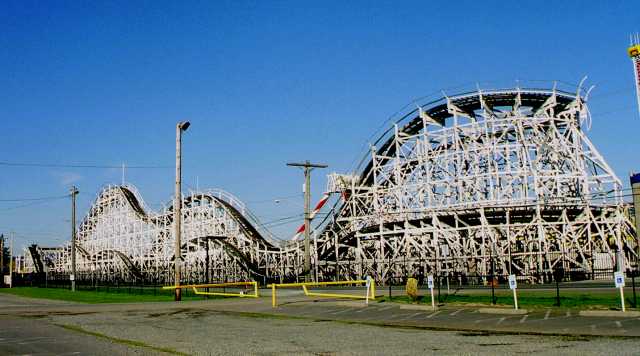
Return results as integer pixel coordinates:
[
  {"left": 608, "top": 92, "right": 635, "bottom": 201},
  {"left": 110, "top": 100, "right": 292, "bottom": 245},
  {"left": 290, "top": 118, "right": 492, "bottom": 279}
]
[
  {"left": 8, "top": 272, "right": 203, "bottom": 299},
  {"left": 6, "top": 265, "right": 638, "bottom": 309},
  {"left": 382, "top": 270, "right": 639, "bottom": 309}
]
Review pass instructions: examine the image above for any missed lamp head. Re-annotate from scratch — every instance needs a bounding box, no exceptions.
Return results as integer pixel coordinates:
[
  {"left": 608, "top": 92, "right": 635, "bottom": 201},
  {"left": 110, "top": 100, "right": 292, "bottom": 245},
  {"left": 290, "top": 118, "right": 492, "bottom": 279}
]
[{"left": 178, "top": 121, "right": 191, "bottom": 131}]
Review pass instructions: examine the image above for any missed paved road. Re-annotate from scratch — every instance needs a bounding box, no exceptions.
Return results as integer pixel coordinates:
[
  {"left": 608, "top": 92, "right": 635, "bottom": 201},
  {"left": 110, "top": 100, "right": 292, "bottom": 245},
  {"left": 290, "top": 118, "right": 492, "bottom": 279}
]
[{"left": 1, "top": 292, "right": 640, "bottom": 355}]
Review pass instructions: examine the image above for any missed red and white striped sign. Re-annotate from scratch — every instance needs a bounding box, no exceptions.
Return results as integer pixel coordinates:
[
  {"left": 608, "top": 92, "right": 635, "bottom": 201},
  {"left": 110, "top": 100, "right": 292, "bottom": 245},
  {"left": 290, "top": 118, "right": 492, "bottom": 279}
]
[
  {"left": 292, "top": 192, "right": 330, "bottom": 240},
  {"left": 634, "top": 58, "right": 640, "bottom": 117},
  {"left": 635, "top": 59, "right": 640, "bottom": 90}
]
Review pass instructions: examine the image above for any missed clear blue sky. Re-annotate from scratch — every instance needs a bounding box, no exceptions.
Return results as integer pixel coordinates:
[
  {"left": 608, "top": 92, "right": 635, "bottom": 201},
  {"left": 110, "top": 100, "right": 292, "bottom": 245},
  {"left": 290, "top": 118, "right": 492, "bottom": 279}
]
[{"left": 1, "top": 1, "right": 640, "bottom": 251}]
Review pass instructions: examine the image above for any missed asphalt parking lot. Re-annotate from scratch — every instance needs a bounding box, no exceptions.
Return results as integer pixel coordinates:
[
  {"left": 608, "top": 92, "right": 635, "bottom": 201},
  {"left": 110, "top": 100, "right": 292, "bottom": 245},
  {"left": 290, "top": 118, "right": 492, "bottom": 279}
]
[
  {"left": 0, "top": 316, "right": 150, "bottom": 356},
  {"left": 268, "top": 299, "right": 640, "bottom": 337},
  {"left": 1, "top": 292, "right": 639, "bottom": 355}
]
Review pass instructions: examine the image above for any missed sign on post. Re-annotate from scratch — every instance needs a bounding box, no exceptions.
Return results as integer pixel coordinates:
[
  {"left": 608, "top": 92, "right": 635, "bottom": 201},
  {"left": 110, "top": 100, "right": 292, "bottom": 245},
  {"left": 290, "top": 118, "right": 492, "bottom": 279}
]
[
  {"left": 615, "top": 271, "right": 625, "bottom": 288},
  {"left": 508, "top": 274, "right": 518, "bottom": 310},
  {"left": 427, "top": 275, "right": 435, "bottom": 310},
  {"left": 615, "top": 271, "right": 626, "bottom": 312}
]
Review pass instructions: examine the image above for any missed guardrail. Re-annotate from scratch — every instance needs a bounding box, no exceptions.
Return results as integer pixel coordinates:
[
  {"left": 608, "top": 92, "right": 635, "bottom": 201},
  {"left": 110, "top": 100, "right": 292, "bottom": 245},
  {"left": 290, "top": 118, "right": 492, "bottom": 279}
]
[
  {"left": 162, "top": 281, "right": 259, "bottom": 298},
  {"left": 269, "top": 279, "right": 375, "bottom": 308}
]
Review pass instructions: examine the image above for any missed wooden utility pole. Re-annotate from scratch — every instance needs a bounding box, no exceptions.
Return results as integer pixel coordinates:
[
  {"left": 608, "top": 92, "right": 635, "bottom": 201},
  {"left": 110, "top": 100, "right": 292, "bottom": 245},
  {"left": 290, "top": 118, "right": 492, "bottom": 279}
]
[
  {"left": 286, "top": 160, "right": 327, "bottom": 282},
  {"left": 70, "top": 186, "right": 79, "bottom": 291},
  {"left": 0, "top": 234, "right": 4, "bottom": 280},
  {"left": 174, "top": 121, "right": 190, "bottom": 301}
]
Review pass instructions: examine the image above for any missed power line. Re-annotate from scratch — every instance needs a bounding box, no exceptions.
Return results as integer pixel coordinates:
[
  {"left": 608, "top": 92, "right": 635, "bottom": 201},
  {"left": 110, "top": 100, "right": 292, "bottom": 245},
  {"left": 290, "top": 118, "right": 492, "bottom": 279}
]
[
  {"left": 0, "top": 161, "right": 171, "bottom": 169},
  {"left": 0, "top": 198, "right": 68, "bottom": 211},
  {"left": 0, "top": 194, "right": 70, "bottom": 202},
  {"left": 264, "top": 220, "right": 301, "bottom": 229},
  {"left": 246, "top": 194, "right": 303, "bottom": 204},
  {"left": 260, "top": 214, "right": 303, "bottom": 226}
]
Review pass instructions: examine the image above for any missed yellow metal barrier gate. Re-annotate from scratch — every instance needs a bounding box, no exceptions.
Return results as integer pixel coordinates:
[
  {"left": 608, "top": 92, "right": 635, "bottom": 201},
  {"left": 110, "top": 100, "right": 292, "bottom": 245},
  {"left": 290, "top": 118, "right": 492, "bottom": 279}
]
[
  {"left": 162, "top": 281, "right": 259, "bottom": 298},
  {"left": 269, "top": 279, "right": 375, "bottom": 308}
]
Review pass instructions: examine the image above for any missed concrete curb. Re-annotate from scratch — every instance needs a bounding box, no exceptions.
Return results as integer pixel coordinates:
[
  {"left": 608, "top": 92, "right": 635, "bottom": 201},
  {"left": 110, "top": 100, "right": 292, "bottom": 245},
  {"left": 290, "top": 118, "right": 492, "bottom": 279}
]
[
  {"left": 399, "top": 304, "right": 438, "bottom": 311},
  {"left": 579, "top": 310, "right": 640, "bottom": 318},
  {"left": 478, "top": 308, "right": 527, "bottom": 315}
]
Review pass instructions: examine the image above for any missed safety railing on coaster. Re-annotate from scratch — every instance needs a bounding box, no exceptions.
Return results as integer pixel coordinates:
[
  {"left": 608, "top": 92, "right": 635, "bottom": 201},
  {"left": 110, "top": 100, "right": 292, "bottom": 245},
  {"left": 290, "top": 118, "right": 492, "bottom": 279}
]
[
  {"left": 162, "top": 281, "right": 259, "bottom": 298},
  {"left": 269, "top": 278, "right": 375, "bottom": 308}
]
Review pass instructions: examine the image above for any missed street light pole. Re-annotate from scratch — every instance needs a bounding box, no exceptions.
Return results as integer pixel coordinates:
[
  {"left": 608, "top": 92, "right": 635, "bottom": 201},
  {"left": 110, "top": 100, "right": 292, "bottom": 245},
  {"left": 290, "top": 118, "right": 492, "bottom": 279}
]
[
  {"left": 9, "top": 232, "right": 13, "bottom": 288},
  {"left": 70, "top": 186, "right": 79, "bottom": 291},
  {"left": 286, "top": 160, "right": 327, "bottom": 282},
  {"left": 174, "top": 121, "right": 190, "bottom": 301}
]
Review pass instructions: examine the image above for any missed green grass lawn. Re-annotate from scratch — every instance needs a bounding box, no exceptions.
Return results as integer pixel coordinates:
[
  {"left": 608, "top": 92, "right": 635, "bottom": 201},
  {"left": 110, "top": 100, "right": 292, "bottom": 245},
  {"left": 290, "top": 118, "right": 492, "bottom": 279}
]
[
  {"left": 378, "top": 289, "right": 635, "bottom": 310},
  {"left": 0, "top": 286, "right": 209, "bottom": 304}
]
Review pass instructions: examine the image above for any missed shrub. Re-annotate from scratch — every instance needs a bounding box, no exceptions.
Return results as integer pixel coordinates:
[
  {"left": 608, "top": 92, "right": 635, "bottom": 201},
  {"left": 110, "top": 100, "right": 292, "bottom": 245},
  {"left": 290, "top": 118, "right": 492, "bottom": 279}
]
[{"left": 406, "top": 277, "right": 419, "bottom": 302}]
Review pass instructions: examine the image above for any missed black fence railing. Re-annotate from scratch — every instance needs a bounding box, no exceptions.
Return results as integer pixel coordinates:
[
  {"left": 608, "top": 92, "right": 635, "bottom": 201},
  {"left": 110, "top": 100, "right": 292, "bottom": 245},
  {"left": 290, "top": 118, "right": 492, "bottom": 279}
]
[
  {"left": 6, "top": 266, "right": 635, "bottom": 287},
  {"left": 8, "top": 273, "right": 204, "bottom": 299},
  {"left": 5, "top": 264, "right": 638, "bottom": 309},
  {"left": 379, "top": 270, "right": 639, "bottom": 309}
]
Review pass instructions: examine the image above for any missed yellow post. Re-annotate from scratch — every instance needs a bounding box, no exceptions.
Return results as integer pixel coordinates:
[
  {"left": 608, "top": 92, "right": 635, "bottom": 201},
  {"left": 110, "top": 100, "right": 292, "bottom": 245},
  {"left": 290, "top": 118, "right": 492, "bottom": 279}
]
[
  {"left": 371, "top": 280, "right": 376, "bottom": 299},
  {"left": 271, "top": 284, "right": 277, "bottom": 308},
  {"left": 268, "top": 280, "right": 375, "bottom": 307}
]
